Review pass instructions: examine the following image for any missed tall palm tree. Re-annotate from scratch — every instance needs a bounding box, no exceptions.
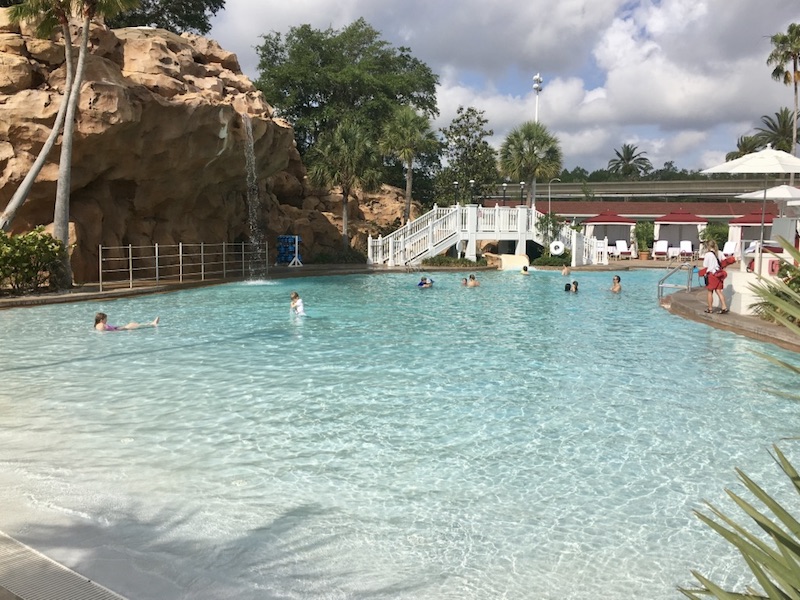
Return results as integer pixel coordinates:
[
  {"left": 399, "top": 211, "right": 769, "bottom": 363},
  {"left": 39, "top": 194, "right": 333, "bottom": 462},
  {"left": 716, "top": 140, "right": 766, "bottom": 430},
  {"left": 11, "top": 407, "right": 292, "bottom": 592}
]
[
  {"left": 755, "top": 107, "right": 798, "bottom": 154},
  {"left": 767, "top": 22, "right": 800, "bottom": 185},
  {"left": 607, "top": 143, "right": 652, "bottom": 180},
  {"left": 379, "top": 106, "right": 439, "bottom": 224},
  {"left": 51, "top": 0, "right": 138, "bottom": 286},
  {"left": 0, "top": 0, "right": 76, "bottom": 232},
  {"left": 725, "top": 135, "right": 763, "bottom": 161},
  {"left": 307, "top": 120, "right": 383, "bottom": 247},
  {"left": 498, "top": 121, "right": 562, "bottom": 210}
]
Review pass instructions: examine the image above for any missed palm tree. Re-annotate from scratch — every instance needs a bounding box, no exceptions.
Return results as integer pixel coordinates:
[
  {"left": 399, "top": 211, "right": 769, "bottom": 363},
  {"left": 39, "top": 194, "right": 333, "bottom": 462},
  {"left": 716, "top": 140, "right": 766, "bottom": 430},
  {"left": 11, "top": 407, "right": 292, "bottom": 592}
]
[
  {"left": 379, "top": 106, "right": 439, "bottom": 224},
  {"left": 498, "top": 121, "right": 562, "bottom": 210},
  {"left": 725, "top": 135, "right": 763, "bottom": 161},
  {"left": 0, "top": 0, "right": 76, "bottom": 232},
  {"left": 767, "top": 23, "right": 800, "bottom": 186},
  {"left": 307, "top": 120, "right": 383, "bottom": 247},
  {"left": 607, "top": 143, "right": 652, "bottom": 180},
  {"left": 755, "top": 107, "right": 798, "bottom": 154},
  {"left": 51, "top": 0, "right": 138, "bottom": 286}
]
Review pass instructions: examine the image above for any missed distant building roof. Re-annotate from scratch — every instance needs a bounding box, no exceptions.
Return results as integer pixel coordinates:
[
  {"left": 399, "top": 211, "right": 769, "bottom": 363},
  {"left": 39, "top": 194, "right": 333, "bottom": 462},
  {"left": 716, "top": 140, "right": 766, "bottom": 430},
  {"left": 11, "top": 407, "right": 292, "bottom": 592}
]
[{"left": 482, "top": 199, "right": 780, "bottom": 220}]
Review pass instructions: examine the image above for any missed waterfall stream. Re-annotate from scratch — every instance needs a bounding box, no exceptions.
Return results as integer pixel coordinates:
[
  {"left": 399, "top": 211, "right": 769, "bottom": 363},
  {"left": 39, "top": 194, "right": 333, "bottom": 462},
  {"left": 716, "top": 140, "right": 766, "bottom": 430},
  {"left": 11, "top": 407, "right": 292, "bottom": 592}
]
[{"left": 241, "top": 114, "right": 266, "bottom": 277}]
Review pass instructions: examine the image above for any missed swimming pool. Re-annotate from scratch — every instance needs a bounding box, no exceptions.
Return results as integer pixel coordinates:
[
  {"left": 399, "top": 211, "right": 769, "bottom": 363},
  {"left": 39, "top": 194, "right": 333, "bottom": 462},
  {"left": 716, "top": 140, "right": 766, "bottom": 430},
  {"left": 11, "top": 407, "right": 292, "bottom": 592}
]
[{"left": 1, "top": 269, "right": 798, "bottom": 599}]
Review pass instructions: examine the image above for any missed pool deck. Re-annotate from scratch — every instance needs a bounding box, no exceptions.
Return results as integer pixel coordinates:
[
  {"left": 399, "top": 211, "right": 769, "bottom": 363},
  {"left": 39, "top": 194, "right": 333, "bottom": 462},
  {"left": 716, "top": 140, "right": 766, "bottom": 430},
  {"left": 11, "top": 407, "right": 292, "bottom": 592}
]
[{"left": 0, "top": 259, "right": 798, "bottom": 600}]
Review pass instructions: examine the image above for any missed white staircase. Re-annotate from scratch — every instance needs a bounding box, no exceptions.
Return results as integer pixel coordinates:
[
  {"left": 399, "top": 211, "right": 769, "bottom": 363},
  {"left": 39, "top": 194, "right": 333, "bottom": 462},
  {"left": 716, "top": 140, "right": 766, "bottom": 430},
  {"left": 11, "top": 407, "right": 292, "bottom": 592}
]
[{"left": 367, "top": 204, "right": 573, "bottom": 267}]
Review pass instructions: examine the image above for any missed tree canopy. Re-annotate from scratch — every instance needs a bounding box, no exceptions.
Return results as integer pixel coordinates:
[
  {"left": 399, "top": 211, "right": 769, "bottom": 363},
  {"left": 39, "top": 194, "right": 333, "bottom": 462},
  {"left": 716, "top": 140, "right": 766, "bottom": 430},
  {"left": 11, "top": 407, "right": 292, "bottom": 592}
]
[
  {"left": 755, "top": 107, "right": 798, "bottom": 152},
  {"left": 607, "top": 143, "right": 653, "bottom": 179},
  {"left": 307, "top": 120, "right": 383, "bottom": 247},
  {"left": 255, "top": 18, "right": 439, "bottom": 155},
  {"left": 106, "top": 0, "right": 225, "bottom": 34},
  {"left": 434, "top": 106, "right": 498, "bottom": 205},
  {"left": 499, "top": 120, "right": 563, "bottom": 208},
  {"left": 380, "top": 106, "right": 440, "bottom": 223}
]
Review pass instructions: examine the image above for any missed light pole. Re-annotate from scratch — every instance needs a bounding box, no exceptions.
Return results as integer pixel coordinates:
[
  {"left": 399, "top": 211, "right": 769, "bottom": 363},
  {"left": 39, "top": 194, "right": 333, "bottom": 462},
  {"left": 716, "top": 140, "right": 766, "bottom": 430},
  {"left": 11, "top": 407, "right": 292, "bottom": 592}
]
[
  {"left": 519, "top": 181, "right": 525, "bottom": 205},
  {"left": 532, "top": 73, "right": 543, "bottom": 123},
  {"left": 547, "top": 178, "right": 560, "bottom": 217},
  {"left": 469, "top": 179, "right": 475, "bottom": 204},
  {"left": 502, "top": 182, "right": 507, "bottom": 204},
  {"left": 453, "top": 180, "right": 459, "bottom": 205},
  {"left": 547, "top": 177, "right": 561, "bottom": 247}
]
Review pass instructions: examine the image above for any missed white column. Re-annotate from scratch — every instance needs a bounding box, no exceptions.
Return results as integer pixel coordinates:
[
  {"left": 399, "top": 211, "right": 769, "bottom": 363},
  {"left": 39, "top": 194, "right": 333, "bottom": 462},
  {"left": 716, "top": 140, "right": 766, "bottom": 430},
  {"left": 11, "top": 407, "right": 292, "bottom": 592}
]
[{"left": 465, "top": 204, "right": 479, "bottom": 261}]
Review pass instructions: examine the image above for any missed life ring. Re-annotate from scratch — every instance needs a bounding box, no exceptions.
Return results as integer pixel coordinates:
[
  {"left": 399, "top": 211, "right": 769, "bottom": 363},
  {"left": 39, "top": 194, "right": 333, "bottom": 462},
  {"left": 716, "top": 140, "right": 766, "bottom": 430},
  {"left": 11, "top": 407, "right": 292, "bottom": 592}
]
[{"left": 550, "top": 240, "right": 565, "bottom": 256}]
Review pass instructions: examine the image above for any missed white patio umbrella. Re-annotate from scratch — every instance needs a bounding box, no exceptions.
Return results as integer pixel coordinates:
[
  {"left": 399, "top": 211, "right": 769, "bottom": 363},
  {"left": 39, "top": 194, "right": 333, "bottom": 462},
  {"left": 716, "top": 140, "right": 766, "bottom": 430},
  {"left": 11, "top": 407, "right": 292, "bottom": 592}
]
[
  {"left": 702, "top": 146, "right": 800, "bottom": 274},
  {"left": 736, "top": 184, "right": 800, "bottom": 218},
  {"left": 735, "top": 184, "right": 800, "bottom": 201}
]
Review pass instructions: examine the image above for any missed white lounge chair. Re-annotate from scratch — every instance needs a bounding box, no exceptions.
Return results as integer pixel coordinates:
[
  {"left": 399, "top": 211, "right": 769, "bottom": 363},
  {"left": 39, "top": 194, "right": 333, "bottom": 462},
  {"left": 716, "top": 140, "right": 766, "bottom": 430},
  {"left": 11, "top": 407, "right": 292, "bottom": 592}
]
[
  {"left": 652, "top": 239, "right": 669, "bottom": 260},
  {"left": 721, "top": 240, "right": 739, "bottom": 258},
  {"left": 679, "top": 240, "right": 694, "bottom": 260},
  {"left": 615, "top": 239, "right": 632, "bottom": 259}
]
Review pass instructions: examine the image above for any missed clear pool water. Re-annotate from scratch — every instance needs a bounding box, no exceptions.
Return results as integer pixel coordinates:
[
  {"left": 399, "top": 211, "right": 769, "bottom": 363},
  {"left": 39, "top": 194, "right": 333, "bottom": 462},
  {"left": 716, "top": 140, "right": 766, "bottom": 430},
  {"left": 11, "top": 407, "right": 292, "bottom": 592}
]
[{"left": 1, "top": 269, "right": 799, "bottom": 600}]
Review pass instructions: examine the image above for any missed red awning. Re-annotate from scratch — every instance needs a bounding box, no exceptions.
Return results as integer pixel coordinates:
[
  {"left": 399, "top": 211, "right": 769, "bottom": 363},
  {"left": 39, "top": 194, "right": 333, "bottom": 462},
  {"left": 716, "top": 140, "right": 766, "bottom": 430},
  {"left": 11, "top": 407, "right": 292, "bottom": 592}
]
[
  {"left": 729, "top": 210, "right": 776, "bottom": 225},
  {"left": 582, "top": 211, "right": 637, "bottom": 225},
  {"left": 654, "top": 210, "right": 706, "bottom": 224}
]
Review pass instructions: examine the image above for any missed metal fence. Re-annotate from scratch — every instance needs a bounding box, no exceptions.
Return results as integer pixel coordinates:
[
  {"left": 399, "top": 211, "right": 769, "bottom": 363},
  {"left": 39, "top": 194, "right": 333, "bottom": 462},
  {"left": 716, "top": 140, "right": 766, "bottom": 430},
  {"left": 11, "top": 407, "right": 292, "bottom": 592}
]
[{"left": 98, "top": 242, "right": 269, "bottom": 291}]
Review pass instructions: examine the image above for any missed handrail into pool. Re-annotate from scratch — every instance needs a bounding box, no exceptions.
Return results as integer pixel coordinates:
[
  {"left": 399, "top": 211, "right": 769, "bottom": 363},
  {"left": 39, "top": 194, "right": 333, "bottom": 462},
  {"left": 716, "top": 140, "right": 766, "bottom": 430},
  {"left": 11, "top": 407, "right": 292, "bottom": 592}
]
[{"left": 657, "top": 262, "right": 696, "bottom": 301}]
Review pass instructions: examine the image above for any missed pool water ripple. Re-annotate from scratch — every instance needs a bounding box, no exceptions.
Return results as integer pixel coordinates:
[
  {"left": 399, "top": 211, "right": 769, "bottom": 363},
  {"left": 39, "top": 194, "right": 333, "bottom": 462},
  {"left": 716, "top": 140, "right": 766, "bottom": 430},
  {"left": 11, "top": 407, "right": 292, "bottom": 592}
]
[{"left": 1, "top": 269, "right": 799, "bottom": 599}]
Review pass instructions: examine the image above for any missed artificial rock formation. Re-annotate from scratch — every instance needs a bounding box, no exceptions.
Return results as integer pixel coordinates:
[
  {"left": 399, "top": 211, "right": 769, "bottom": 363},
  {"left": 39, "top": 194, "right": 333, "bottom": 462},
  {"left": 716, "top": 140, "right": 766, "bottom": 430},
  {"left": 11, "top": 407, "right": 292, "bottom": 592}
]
[{"left": 0, "top": 10, "right": 414, "bottom": 282}]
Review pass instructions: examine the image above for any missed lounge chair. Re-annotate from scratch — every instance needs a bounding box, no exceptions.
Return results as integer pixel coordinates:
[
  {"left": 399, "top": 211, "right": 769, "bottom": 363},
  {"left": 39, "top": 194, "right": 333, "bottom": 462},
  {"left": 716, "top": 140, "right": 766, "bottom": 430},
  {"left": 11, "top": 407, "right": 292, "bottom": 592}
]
[
  {"left": 615, "top": 239, "right": 632, "bottom": 259},
  {"left": 679, "top": 240, "right": 694, "bottom": 260},
  {"left": 721, "top": 241, "right": 739, "bottom": 258},
  {"left": 652, "top": 239, "right": 669, "bottom": 260}
]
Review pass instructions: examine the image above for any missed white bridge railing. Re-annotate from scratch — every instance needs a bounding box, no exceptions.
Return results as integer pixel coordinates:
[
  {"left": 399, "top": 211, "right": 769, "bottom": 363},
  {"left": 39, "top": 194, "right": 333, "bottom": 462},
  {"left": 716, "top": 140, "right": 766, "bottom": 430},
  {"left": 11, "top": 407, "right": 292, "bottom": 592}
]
[
  {"left": 368, "top": 204, "right": 568, "bottom": 266},
  {"left": 98, "top": 241, "right": 269, "bottom": 291}
]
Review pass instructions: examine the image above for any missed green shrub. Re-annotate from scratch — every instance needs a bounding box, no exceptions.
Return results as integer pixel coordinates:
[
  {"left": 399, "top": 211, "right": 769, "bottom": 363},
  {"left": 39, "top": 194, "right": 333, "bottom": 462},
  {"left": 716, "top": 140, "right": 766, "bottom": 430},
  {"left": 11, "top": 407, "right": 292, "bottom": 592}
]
[
  {"left": 532, "top": 251, "right": 571, "bottom": 267},
  {"left": 421, "top": 256, "right": 489, "bottom": 267},
  {"left": 308, "top": 246, "right": 367, "bottom": 264},
  {"left": 0, "top": 227, "right": 66, "bottom": 295},
  {"left": 700, "top": 221, "right": 729, "bottom": 249},
  {"left": 634, "top": 221, "right": 654, "bottom": 252}
]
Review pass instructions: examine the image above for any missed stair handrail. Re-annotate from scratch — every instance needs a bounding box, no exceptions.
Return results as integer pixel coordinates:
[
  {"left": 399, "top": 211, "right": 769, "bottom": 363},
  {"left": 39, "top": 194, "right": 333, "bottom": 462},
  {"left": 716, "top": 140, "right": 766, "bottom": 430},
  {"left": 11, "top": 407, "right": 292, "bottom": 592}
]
[
  {"left": 657, "top": 262, "right": 695, "bottom": 300},
  {"left": 369, "top": 205, "right": 462, "bottom": 266}
]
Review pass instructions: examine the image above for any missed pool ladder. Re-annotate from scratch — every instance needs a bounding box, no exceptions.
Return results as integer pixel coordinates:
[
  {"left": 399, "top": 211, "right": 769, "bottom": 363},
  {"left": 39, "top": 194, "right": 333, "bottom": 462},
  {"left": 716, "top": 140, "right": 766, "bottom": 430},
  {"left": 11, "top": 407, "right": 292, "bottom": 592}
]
[{"left": 657, "top": 262, "right": 696, "bottom": 302}]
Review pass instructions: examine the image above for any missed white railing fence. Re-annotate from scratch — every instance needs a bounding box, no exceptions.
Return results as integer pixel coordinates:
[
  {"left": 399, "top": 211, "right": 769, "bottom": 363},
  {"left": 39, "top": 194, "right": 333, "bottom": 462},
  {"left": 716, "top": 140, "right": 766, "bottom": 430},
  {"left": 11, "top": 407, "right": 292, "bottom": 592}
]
[
  {"left": 573, "top": 233, "right": 610, "bottom": 267},
  {"left": 368, "top": 204, "right": 547, "bottom": 266},
  {"left": 98, "top": 241, "right": 269, "bottom": 291}
]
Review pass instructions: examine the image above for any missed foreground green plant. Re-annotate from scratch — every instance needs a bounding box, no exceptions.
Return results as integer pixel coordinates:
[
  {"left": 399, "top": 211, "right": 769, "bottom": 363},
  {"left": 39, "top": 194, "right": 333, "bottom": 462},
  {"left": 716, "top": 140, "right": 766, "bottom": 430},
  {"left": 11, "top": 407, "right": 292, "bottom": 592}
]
[
  {"left": 749, "top": 237, "right": 800, "bottom": 328},
  {"left": 681, "top": 236, "right": 800, "bottom": 598},
  {"left": 680, "top": 445, "right": 800, "bottom": 599},
  {"left": 0, "top": 227, "right": 66, "bottom": 294}
]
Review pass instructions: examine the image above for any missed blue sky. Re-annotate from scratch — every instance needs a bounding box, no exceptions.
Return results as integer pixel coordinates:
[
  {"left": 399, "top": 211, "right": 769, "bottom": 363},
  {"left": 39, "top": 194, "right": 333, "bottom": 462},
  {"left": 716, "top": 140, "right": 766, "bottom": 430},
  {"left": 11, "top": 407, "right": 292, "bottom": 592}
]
[{"left": 209, "top": 0, "right": 800, "bottom": 172}]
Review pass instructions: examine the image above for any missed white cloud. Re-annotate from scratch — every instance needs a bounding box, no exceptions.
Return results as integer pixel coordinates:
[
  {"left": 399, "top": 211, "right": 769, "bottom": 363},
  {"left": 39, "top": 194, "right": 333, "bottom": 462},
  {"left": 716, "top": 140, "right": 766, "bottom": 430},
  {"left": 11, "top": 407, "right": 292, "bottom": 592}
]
[{"left": 209, "top": 0, "right": 800, "bottom": 172}]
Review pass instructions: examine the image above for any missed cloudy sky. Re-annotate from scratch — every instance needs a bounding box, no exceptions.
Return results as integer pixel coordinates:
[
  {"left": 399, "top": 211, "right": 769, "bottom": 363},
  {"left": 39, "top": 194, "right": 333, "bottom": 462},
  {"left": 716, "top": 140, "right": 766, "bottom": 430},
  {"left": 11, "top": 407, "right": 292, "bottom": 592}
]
[{"left": 209, "top": 0, "right": 799, "bottom": 173}]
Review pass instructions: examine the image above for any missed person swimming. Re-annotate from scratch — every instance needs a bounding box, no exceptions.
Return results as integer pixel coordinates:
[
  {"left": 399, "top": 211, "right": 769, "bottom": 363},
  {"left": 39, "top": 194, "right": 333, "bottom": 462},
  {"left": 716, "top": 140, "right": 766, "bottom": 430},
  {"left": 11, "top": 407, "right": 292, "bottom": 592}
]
[
  {"left": 94, "top": 312, "right": 159, "bottom": 331},
  {"left": 290, "top": 291, "right": 306, "bottom": 316},
  {"left": 418, "top": 276, "right": 433, "bottom": 288},
  {"left": 521, "top": 265, "right": 530, "bottom": 275}
]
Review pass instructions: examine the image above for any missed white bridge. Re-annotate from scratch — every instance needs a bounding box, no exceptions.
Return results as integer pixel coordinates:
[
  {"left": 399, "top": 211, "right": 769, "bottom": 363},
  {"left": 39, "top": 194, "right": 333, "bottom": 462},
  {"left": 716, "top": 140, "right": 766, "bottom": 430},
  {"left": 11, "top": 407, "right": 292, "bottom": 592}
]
[{"left": 367, "top": 204, "right": 609, "bottom": 267}]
